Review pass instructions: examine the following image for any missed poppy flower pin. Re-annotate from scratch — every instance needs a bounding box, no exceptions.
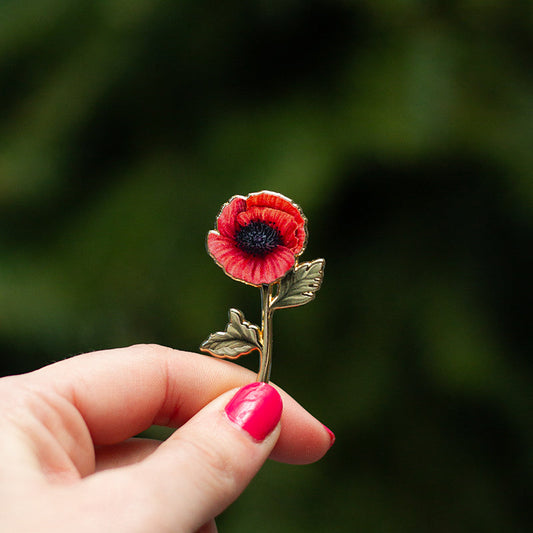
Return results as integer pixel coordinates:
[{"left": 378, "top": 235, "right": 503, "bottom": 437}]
[{"left": 201, "top": 191, "right": 325, "bottom": 383}]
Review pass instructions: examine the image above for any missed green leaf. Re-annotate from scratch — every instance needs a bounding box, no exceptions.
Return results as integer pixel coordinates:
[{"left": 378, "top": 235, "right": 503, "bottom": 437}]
[
  {"left": 271, "top": 259, "right": 325, "bottom": 310},
  {"left": 200, "top": 308, "right": 262, "bottom": 359}
]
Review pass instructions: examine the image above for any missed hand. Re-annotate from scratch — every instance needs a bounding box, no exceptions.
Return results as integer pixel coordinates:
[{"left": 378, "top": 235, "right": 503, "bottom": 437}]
[{"left": 0, "top": 344, "right": 333, "bottom": 533}]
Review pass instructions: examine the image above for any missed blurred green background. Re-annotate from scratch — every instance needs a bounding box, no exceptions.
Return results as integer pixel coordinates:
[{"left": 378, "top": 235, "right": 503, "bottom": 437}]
[{"left": 1, "top": 1, "right": 532, "bottom": 531}]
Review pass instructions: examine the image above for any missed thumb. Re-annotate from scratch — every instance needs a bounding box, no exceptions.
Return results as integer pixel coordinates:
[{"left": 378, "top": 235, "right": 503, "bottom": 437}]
[{"left": 100, "top": 382, "right": 282, "bottom": 532}]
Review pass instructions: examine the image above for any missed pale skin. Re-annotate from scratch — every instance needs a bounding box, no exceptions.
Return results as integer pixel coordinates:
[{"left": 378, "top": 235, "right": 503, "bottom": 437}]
[{"left": 0, "top": 344, "right": 333, "bottom": 533}]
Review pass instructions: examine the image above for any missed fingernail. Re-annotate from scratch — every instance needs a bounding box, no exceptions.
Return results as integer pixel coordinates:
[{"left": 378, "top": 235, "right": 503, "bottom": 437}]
[
  {"left": 322, "top": 424, "right": 336, "bottom": 448},
  {"left": 225, "top": 382, "right": 283, "bottom": 442}
]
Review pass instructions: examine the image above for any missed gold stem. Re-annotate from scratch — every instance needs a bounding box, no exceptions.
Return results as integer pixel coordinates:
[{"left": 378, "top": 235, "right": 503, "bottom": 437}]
[{"left": 257, "top": 284, "right": 274, "bottom": 382}]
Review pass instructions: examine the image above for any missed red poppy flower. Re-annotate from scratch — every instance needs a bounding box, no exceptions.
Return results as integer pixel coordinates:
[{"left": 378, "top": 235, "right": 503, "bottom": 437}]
[{"left": 207, "top": 191, "right": 307, "bottom": 286}]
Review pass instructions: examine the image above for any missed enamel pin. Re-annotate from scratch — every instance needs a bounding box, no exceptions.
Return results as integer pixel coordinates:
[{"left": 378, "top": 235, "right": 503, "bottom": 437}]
[{"left": 200, "top": 191, "right": 325, "bottom": 383}]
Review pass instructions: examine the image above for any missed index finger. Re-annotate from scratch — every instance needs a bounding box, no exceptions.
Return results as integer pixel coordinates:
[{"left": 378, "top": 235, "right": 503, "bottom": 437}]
[{"left": 27, "top": 344, "right": 332, "bottom": 464}]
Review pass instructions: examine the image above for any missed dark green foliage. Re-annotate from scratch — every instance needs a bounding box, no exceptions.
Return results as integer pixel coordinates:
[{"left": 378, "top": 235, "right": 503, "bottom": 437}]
[{"left": 1, "top": 1, "right": 532, "bottom": 531}]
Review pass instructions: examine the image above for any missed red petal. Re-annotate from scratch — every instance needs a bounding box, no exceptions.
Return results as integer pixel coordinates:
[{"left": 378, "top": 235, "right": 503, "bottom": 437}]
[
  {"left": 237, "top": 207, "right": 299, "bottom": 249},
  {"left": 247, "top": 191, "right": 306, "bottom": 228},
  {"left": 293, "top": 225, "right": 307, "bottom": 255},
  {"left": 235, "top": 246, "right": 295, "bottom": 286},
  {"left": 246, "top": 192, "right": 307, "bottom": 255},
  {"left": 257, "top": 246, "right": 296, "bottom": 284},
  {"left": 216, "top": 196, "right": 247, "bottom": 238},
  {"left": 208, "top": 232, "right": 295, "bottom": 285},
  {"left": 225, "top": 253, "right": 257, "bottom": 284},
  {"left": 207, "top": 232, "right": 238, "bottom": 265}
]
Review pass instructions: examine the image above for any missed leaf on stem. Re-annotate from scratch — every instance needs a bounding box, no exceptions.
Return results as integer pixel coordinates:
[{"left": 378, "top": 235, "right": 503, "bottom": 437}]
[
  {"left": 200, "top": 308, "right": 262, "bottom": 359},
  {"left": 271, "top": 258, "right": 325, "bottom": 310}
]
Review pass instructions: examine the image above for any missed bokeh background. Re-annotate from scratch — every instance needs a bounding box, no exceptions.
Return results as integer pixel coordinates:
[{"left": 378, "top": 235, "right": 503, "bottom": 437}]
[{"left": 1, "top": 1, "right": 532, "bottom": 531}]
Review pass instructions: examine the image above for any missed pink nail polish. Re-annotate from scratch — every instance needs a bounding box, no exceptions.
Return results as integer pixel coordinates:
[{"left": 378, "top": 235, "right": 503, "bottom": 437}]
[
  {"left": 225, "top": 382, "right": 283, "bottom": 441},
  {"left": 322, "top": 424, "right": 336, "bottom": 448}
]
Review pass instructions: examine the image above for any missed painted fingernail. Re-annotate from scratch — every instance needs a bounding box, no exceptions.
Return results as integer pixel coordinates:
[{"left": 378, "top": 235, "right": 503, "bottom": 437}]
[
  {"left": 322, "top": 424, "right": 336, "bottom": 448},
  {"left": 225, "top": 382, "right": 283, "bottom": 442}
]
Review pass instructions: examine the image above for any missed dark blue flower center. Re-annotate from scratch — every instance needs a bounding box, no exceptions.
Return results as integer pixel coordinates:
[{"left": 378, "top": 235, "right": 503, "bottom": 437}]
[{"left": 235, "top": 221, "right": 281, "bottom": 257}]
